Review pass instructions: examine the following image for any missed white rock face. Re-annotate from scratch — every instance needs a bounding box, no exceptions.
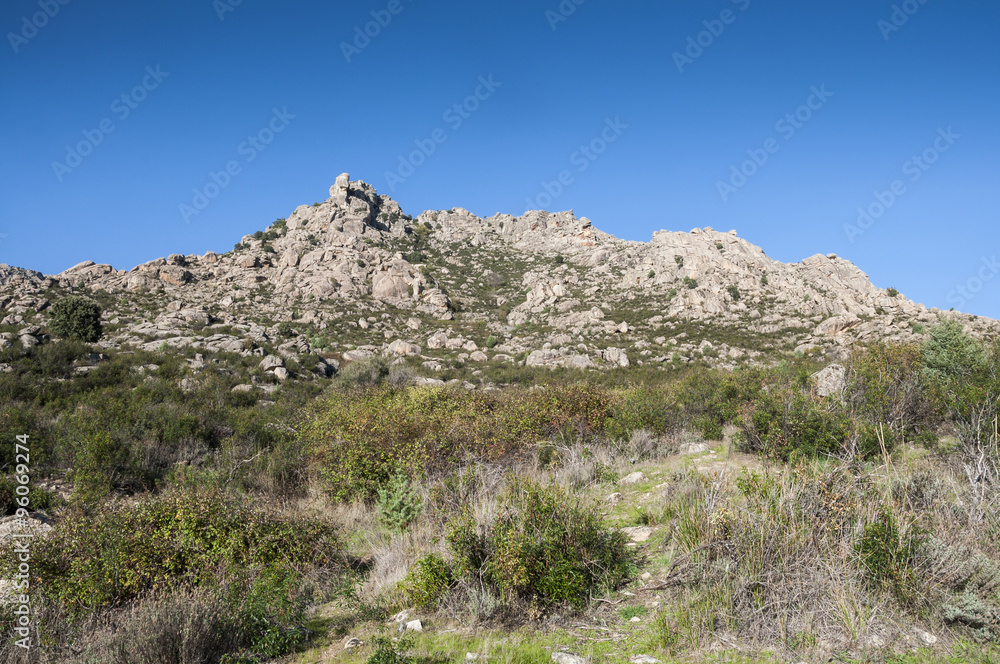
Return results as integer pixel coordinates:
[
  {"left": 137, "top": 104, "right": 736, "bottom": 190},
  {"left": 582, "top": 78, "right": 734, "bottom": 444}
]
[
  {"left": 812, "top": 364, "right": 847, "bottom": 397},
  {"left": 6, "top": 173, "right": 997, "bottom": 380},
  {"left": 330, "top": 172, "right": 350, "bottom": 204}
]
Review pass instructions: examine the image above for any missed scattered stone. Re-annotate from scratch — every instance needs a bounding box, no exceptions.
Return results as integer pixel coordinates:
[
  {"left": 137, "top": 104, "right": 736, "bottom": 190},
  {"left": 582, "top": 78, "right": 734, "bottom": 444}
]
[
  {"left": 551, "top": 653, "right": 586, "bottom": 664},
  {"left": 387, "top": 339, "right": 421, "bottom": 356},
  {"left": 389, "top": 610, "right": 411, "bottom": 624},
  {"left": 602, "top": 347, "right": 630, "bottom": 368},
  {"left": 260, "top": 356, "right": 284, "bottom": 372},
  {"left": 427, "top": 331, "right": 448, "bottom": 349},
  {"left": 342, "top": 637, "right": 362, "bottom": 650},
  {"left": 403, "top": 619, "right": 423, "bottom": 632},
  {"left": 679, "top": 442, "right": 710, "bottom": 455},
  {"left": 812, "top": 363, "right": 846, "bottom": 398},
  {"left": 619, "top": 471, "right": 646, "bottom": 486},
  {"left": 630, "top": 656, "right": 661, "bottom": 664},
  {"left": 621, "top": 526, "right": 654, "bottom": 543}
]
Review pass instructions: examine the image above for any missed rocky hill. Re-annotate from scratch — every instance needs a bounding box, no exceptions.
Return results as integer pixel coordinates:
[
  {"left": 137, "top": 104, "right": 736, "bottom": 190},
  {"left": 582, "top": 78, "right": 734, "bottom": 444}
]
[{"left": 2, "top": 173, "right": 995, "bottom": 380}]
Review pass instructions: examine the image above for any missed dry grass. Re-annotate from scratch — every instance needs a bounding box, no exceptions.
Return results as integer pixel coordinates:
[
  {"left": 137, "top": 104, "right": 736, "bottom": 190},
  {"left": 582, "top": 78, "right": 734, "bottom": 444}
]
[{"left": 319, "top": 436, "right": 1000, "bottom": 659}]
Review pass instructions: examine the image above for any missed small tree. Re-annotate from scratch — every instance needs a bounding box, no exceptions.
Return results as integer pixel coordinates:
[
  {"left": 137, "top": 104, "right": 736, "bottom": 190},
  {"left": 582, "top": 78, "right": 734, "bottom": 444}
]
[{"left": 49, "top": 296, "right": 102, "bottom": 342}]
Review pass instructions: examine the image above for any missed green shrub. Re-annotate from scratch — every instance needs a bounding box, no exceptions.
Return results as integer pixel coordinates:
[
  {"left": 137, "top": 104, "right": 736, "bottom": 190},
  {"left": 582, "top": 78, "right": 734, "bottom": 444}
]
[
  {"left": 726, "top": 285, "right": 740, "bottom": 301},
  {"left": 856, "top": 505, "right": 921, "bottom": 601},
  {"left": 402, "top": 554, "right": 454, "bottom": 609},
  {"left": 231, "top": 562, "right": 314, "bottom": 657},
  {"left": 276, "top": 321, "right": 294, "bottom": 337},
  {"left": 683, "top": 277, "right": 698, "bottom": 290},
  {"left": 845, "top": 343, "right": 935, "bottom": 456},
  {"left": 760, "top": 274, "right": 768, "bottom": 286},
  {"left": 305, "top": 385, "right": 616, "bottom": 499},
  {"left": 922, "top": 320, "right": 989, "bottom": 391},
  {"left": 674, "top": 256, "right": 684, "bottom": 267},
  {"left": 694, "top": 415, "right": 723, "bottom": 441},
  {"left": 887, "top": 287, "right": 899, "bottom": 297},
  {"left": 605, "top": 386, "right": 680, "bottom": 441},
  {"left": 5, "top": 488, "right": 343, "bottom": 613},
  {"left": 735, "top": 387, "right": 850, "bottom": 461},
  {"left": 0, "top": 475, "right": 60, "bottom": 515},
  {"left": 70, "top": 431, "right": 136, "bottom": 502},
  {"left": 49, "top": 296, "right": 102, "bottom": 342},
  {"left": 446, "top": 478, "right": 634, "bottom": 609},
  {"left": 485, "top": 335, "right": 499, "bottom": 349},
  {"left": 366, "top": 636, "right": 415, "bottom": 664},
  {"left": 337, "top": 356, "right": 390, "bottom": 389},
  {"left": 554, "top": 254, "right": 564, "bottom": 264},
  {"left": 647, "top": 270, "right": 656, "bottom": 279},
  {"left": 376, "top": 471, "right": 422, "bottom": 532}
]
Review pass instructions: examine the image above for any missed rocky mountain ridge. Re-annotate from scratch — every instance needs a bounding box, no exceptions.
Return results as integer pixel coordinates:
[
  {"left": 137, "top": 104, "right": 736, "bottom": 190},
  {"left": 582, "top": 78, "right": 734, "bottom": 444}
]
[{"left": 1, "top": 173, "right": 995, "bottom": 380}]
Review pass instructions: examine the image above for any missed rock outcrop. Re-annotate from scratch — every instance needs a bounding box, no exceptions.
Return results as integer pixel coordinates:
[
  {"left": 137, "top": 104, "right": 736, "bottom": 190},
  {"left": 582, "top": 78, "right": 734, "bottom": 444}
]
[{"left": 1, "top": 173, "right": 996, "bottom": 378}]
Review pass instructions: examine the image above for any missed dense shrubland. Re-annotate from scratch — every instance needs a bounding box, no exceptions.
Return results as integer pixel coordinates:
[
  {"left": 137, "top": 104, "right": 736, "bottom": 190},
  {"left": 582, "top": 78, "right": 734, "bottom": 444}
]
[{"left": 0, "top": 320, "right": 999, "bottom": 662}]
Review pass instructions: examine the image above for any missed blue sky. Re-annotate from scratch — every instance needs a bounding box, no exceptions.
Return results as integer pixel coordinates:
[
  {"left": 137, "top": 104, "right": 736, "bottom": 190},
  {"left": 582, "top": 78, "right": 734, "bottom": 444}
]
[{"left": 2, "top": 0, "right": 998, "bottom": 317}]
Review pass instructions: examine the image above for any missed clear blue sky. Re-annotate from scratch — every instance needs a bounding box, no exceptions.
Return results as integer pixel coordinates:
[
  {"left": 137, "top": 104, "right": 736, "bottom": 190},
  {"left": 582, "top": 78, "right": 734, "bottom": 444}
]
[{"left": 2, "top": 0, "right": 998, "bottom": 317}]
